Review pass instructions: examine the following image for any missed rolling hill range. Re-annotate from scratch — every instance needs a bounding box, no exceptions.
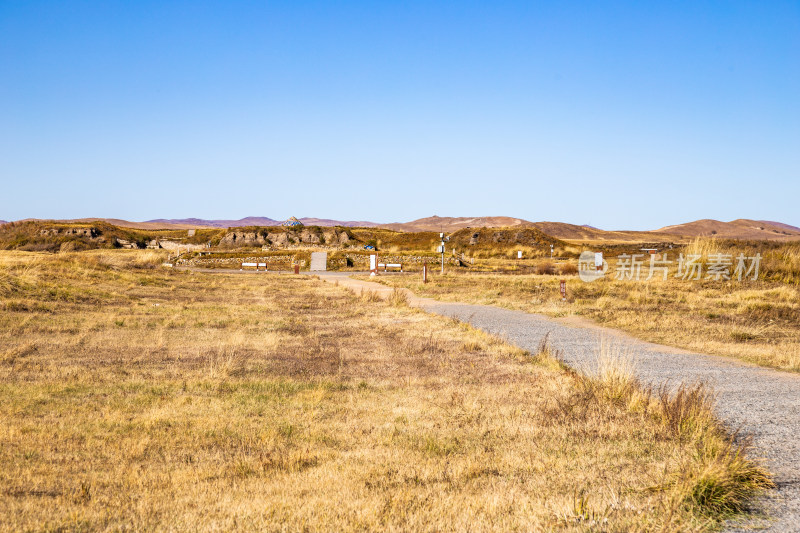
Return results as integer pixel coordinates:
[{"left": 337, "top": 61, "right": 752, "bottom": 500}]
[
  {"left": 146, "top": 216, "right": 279, "bottom": 228},
  {"left": 16, "top": 218, "right": 202, "bottom": 230},
  {"left": 4, "top": 215, "right": 800, "bottom": 242},
  {"left": 147, "top": 216, "right": 380, "bottom": 228},
  {"left": 376, "top": 216, "right": 800, "bottom": 242},
  {"left": 529, "top": 221, "right": 681, "bottom": 242}
]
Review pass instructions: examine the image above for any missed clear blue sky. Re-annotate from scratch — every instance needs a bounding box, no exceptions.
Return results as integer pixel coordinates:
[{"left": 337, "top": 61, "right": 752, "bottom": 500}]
[{"left": 2, "top": 1, "right": 798, "bottom": 229}]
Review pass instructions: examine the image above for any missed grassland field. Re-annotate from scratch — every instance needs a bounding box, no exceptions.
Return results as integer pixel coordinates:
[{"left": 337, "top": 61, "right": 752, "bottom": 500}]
[{"left": 0, "top": 250, "right": 771, "bottom": 531}]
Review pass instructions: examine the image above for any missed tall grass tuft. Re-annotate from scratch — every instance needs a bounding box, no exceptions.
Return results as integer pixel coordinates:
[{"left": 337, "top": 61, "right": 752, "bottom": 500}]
[
  {"left": 534, "top": 338, "right": 773, "bottom": 520},
  {"left": 359, "top": 288, "right": 383, "bottom": 302},
  {"left": 683, "top": 237, "right": 725, "bottom": 258},
  {"left": 387, "top": 288, "right": 409, "bottom": 307}
]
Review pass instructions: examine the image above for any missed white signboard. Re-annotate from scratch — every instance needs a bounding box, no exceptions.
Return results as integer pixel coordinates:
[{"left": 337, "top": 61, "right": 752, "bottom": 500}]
[
  {"left": 578, "top": 251, "right": 608, "bottom": 282},
  {"left": 310, "top": 252, "right": 328, "bottom": 271},
  {"left": 517, "top": 250, "right": 523, "bottom": 259},
  {"left": 369, "top": 254, "right": 377, "bottom": 272}
]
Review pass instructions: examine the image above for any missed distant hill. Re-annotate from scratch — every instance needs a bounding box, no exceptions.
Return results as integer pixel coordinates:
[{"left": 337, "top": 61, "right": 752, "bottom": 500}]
[
  {"left": 654, "top": 219, "right": 800, "bottom": 240},
  {"left": 297, "top": 217, "right": 379, "bottom": 228},
  {"left": 380, "top": 215, "right": 533, "bottom": 233},
  {"left": 146, "top": 216, "right": 279, "bottom": 228},
  {"left": 0, "top": 220, "right": 223, "bottom": 252},
  {"left": 759, "top": 220, "right": 800, "bottom": 233},
  {"left": 147, "top": 216, "right": 380, "bottom": 228},
  {"left": 527, "top": 219, "right": 800, "bottom": 243},
  {"left": 530, "top": 221, "right": 679, "bottom": 242},
  {"left": 9, "top": 216, "right": 379, "bottom": 230},
  {"left": 16, "top": 218, "right": 202, "bottom": 230}
]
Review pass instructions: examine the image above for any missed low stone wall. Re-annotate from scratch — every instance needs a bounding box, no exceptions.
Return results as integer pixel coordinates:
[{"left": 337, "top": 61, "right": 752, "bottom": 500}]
[
  {"left": 179, "top": 255, "right": 306, "bottom": 269},
  {"left": 327, "top": 254, "right": 458, "bottom": 270},
  {"left": 179, "top": 252, "right": 457, "bottom": 270}
]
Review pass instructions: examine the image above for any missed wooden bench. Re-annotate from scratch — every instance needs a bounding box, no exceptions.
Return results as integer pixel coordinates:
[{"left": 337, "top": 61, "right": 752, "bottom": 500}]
[
  {"left": 240, "top": 262, "right": 268, "bottom": 271},
  {"left": 378, "top": 263, "right": 403, "bottom": 272}
]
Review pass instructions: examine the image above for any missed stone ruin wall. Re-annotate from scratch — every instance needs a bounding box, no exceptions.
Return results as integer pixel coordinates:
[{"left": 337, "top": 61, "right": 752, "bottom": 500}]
[{"left": 181, "top": 253, "right": 457, "bottom": 270}]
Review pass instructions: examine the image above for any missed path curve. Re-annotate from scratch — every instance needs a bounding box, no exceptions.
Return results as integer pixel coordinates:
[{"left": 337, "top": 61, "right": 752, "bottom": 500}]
[{"left": 316, "top": 272, "right": 800, "bottom": 532}]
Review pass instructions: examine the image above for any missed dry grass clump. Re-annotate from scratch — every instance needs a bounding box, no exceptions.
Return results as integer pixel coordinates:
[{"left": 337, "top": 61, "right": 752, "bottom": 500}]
[
  {"left": 558, "top": 262, "right": 578, "bottom": 275},
  {"left": 540, "top": 340, "right": 772, "bottom": 520},
  {"left": 533, "top": 261, "right": 556, "bottom": 275},
  {"left": 0, "top": 251, "right": 769, "bottom": 531},
  {"left": 649, "top": 383, "right": 772, "bottom": 516},
  {"left": 388, "top": 287, "right": 410, "bottom": 307},
  {"left": 358, "top": 287, "right": 383, "bottom": 302},
  {"left": 683, "top": 236, "right": 725, "bottom": 258}
]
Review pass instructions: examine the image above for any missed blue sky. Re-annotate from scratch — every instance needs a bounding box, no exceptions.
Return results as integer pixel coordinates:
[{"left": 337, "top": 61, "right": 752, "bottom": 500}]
[{"left": 1, "top": 1, "right": 798, "bottom": 229}]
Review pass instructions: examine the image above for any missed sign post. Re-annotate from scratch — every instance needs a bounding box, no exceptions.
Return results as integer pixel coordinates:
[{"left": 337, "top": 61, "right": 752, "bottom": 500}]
[
  {"left": 293, "top": 264, "right": 300, "bottom": 275},
  {"left": 423, "top": 263, "right": 428, "bottom": 283},
  {"left": 439, "top": 233, "right": 445, "bottom": 275},
  {"left": 560, "top": 279, "right": 567, "bottom": 301},
  {"left": 369, "top": 253, "right": 378, "bottom": 276}
]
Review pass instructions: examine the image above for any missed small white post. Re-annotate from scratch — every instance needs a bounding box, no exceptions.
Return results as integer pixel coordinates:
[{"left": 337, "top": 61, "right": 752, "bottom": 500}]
[{"left": 439, "top": 233, "right": 445, "bottom": 275}]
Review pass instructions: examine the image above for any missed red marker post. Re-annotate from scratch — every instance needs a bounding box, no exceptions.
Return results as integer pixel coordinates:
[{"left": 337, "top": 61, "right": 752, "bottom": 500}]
[{"left": 560, "top": 279, "right": 567, "bottom": 301}]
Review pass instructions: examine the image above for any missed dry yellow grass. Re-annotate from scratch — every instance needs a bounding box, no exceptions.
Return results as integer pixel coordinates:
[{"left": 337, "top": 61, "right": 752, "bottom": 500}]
[{"left": 0, "top": 250, "right": 769, "bottom": 531}]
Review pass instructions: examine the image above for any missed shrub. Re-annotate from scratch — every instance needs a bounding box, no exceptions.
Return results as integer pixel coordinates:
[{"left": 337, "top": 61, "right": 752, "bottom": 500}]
[
  {"left": 559, "top": 262, "right": 578, "bottom": 275},
  {"left": 534, "top": 261, "right": 556, "bottom": 275}
]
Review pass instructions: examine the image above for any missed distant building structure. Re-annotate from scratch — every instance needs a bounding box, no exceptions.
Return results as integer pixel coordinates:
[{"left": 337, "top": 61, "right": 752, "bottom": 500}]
[{"left": 282, "top": 216, "right": 304, "bottom": 228}]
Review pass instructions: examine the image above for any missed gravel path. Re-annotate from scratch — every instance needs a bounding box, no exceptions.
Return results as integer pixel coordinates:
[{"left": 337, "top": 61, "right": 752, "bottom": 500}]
[{"left": 316, "top": 272, "right": 800, "bottom": 531}]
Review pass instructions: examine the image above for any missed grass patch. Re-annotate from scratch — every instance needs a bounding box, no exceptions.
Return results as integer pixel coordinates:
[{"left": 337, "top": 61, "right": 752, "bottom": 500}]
[{"left": 0, "top": 250, "right": 770, "bottom": 530}]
